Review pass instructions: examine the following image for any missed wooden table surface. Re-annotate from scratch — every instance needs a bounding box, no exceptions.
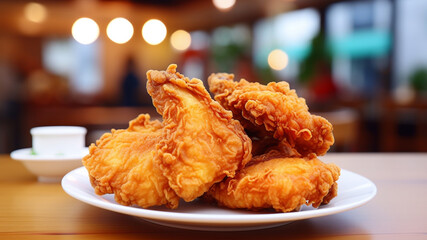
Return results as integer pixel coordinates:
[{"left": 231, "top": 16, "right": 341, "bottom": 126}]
[{"left": 1, "top": 153, "right": 426, "bottom": 240}]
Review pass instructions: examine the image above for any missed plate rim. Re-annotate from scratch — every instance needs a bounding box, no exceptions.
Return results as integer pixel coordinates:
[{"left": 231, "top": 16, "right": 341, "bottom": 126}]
[{"left": 61, "top": 166, "right": 377, "bottom": 225}]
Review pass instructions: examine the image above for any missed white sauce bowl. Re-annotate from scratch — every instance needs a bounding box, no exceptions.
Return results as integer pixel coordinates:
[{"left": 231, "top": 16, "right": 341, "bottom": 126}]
[{"left": 30, "top": 126, "right": 87, "bottom": 156}]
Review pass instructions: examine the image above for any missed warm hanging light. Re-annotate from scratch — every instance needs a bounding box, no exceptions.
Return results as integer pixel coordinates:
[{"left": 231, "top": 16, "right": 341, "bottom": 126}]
[
  {"left": 212, "top": 0, "right": 236, "bottom": 11},
  {"left": 142, "top": 19, "right": 167, "bottom": 45},
  {"left": 170, "top": 30, "right": 191, "bottom": 51},
  {"left": 107, "top": 18, "right": 134, "bottom": 44},
  {"left": 71, "top": 18, "right": 100, "bottom": 45},
  {"left": 24, "top": 2, "right": 47, "bottom": 23},
  {"left": 268, "top": 49, "right": 289, "bottom": 71}
]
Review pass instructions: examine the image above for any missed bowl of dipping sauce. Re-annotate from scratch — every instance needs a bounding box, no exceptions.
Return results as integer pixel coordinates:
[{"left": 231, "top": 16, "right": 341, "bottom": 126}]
[
  {"left": 10, "top": 126, "right": 88, "bottom": 183},
  {"left": 31, "top": 126, "right": 87, "bottom": 156}
]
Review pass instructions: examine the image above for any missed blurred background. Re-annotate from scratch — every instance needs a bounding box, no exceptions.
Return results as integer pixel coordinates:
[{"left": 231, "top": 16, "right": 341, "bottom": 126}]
[{"left": 0, "top": 0, "right": 426, "bottom": 153}]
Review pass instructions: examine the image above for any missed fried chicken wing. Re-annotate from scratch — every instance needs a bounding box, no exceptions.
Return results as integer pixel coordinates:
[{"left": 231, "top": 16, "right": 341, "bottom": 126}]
[
  {"left": 208, "top": 73, "right": 334, "bottom": 157},
  {"left": 82, "top": 114, "right": 180, "bottom": 209},
  {"left": 206, "top": 154, "right": 340, "bottom": 212},
  {"left": 146, "top": 65, "right": 252, "bottom": 202}
]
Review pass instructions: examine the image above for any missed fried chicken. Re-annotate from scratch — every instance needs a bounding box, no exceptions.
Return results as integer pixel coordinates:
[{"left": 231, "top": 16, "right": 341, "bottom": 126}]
[
  {"left": 206, "top": 154, "right": 340, "bottom": 212},
  {"left": 83, "top": 64, "right": 340, "bottom": 213},
  {"left": 208, "top": 73, "right": 334, "bottom": 157},
  {"left": 146, "top": 64, "right": 252, "bottom": 202},
  {"left": 82, "top": 114, "right": 180, "bottom": 209}
]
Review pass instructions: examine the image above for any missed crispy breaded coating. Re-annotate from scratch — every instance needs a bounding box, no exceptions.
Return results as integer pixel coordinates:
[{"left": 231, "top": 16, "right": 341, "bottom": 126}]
[
  {"left": 207, "top": 155, "right": 340, "bottom": 212},
  {"left": 208, "top": 73, "right": 334, "bottom": 157},
  {"left": 83, "top": 64, "right": 340, "bottom": 213},
  {"left": 82, "top": 114, "right": 180, "bottom": 209},
  {"left": 146, "top": 64, "right": 252, "bottom": 202}
]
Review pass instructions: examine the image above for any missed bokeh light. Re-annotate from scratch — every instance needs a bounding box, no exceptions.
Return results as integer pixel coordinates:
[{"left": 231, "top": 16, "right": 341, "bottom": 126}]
[
  {"left": 71, "top": 18, "right": 100, "bottom": 45},
  {"left": 268, "top": 49, "right": 289, "bottom": 70},
  {"left": 142, "top": 19, "right": 167, "bottom": 45},
  {"left": 24, "top": 2, "right": 47, "bottom": 23},
  {"left": 107, "top": 18, "right": 134, "bottom": 44},
  {"left": 170, "top": 30, "right": 191, "bottom": 51},
  {"left": 212, "top": 0, "right": 236, "bottom": 11}
]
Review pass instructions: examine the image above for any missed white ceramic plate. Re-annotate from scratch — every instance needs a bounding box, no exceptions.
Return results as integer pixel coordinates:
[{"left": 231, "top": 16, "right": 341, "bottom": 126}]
[
  {"left": 62, "top": 167, "right": 376, "bottom": 231},
  {"left": 62, "top": 167, "right": 377, "bottom": 231}
]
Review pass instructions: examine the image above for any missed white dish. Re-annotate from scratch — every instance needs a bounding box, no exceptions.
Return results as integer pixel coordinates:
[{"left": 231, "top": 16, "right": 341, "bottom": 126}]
[
  {"left": 11, "top": 148, "right": 88, "bottom": 183},
  {"left": 62, "top": 167, "right": 376, "bottom": 231}
]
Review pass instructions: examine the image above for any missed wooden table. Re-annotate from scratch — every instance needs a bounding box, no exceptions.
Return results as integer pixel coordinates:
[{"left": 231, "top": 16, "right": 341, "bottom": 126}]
[{"left": 1, "top": 153, "right": 426, "bottom": 239}]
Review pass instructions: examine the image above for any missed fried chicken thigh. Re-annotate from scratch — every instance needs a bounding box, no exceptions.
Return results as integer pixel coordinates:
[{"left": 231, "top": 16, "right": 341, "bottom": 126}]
[
  {"left": 146, "top": 65, "right": 252, "bottom": 202},
  {"left": 82, "top": 114, "right": 180, "bottom": 209},
  {"left": 208, "top": 73, "right": 334, "bottom": 157},
  {"left": 206, "top": 154, "right": 340, "bottom": 212}
]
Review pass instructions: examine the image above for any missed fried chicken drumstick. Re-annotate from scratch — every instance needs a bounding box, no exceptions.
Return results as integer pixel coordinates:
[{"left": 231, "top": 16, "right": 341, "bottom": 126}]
[
  {"left": 147, "top": 65, "right": 252, "bottom": 202},
  {"left": 208, "top": 73, "right": 334, "bottom": 157}
]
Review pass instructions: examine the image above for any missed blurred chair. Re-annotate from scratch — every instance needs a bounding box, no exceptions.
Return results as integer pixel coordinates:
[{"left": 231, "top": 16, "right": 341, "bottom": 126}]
[
  {"left": 381, "top": 98, "right": 427, "bottom": 152},
  {"left": 316, "top": 108, "right": 359, "bottom": 152}
]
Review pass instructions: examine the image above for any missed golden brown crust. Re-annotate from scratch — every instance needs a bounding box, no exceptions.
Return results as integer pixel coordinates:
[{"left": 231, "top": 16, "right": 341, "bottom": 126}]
[
  {"left": 207, "top": 156, "right": 340, "bottom": 212},
  {"left": 208, "top": 73, "right": 334, "bottom": 157},
  {"left": 146, "top": 64, "right": 252, "bottom": 202},
  {"left": 83, "top": 64, "right": 340, "bottom": 212},
  {"left": 82, "top": 114, "right": 180, "bottom": 209}
]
